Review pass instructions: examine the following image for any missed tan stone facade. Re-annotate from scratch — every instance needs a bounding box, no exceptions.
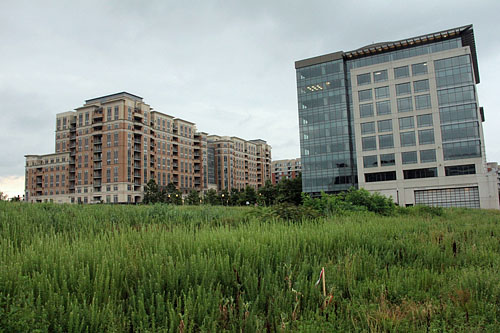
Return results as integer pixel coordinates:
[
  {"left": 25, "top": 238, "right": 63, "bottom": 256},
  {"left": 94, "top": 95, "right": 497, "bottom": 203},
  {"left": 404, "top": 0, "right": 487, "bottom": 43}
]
[{"left": 25, "top": 92, "right": 271, "bottom": 203}]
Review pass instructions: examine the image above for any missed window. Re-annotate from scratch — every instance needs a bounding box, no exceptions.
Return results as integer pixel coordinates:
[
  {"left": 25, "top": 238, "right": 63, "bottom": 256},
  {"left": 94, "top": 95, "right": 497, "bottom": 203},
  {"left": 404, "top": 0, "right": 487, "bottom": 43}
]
[
  {"left": 437, "top": 86, "right": 475, "bottom": 106},
  {"left": 363, "top": 155, "right": 378, "bottom": 168},
  {"left": 404, "top": 167, "right": 437, "bottom": 179},
  {"left": 402, "top": 151, "right": 417, "bottom": 164},
  {"left": 377, "top": 119, "right": 392, "bottom": 133},
  {"left": 362, "top": 136, "right": 377, "bottom": 151},
  {"left": 397, "top": 97, "right": 413, "bottom": 112},
  {"left": 418, "top": 129, "right": 434, "bottom": 145},
  {"left": 441, "top": 121, "right": 479, "bottom": 142},
  {"left": 413, "top": 79, "right": 429, "bottom": 93},
  {"left": 417, "top": 114, "right": 433, "bottom": 128},
  {"left": 415, "top": 94, "right": 431, "bottom": 110},
  {"left": 394, "top": 66, "right": 409, "bottom": 79},
  {"left": 376, "top": 100, "right": 391, "bottom": 115},
  {"left": 358, "top": 89, "right": 372, "bottom": 102},
  {"left": 380, "top": 153, "right": 395, "bottom": 166},
  {"left": 443, "top": 140, "right": 481, "bottom": 160},
  {"left": 435, "top": 55, "right": 473, "bottom": 88},
  {"left": 357, "top": 73, "right": 371, "bottom": 86},
  {"left": 399, "top": 116, "right": 414, "bottom": 130},
  {"left": 375, "top": 86, "right": 390, "bottom": 99},
  {"left": 114, "top": 106, "right": 119, "bottom": 120},
  {"left": 361, "top": 122, "right": 375, "bottom": 135},
  {"left": 415, "top": 186, "right": 479, "bottom": 209},
  {"left": 439, "top": 103, "right": 477, "bottom": 124},
  {"left": 400, "top": 131, "right": 416, "bottom": 147},
  {"left": 360, "top": 103, "right": 374, "bottom": 118},
  {"left": 373, "top": 69, "right": 388, "bottom": 82},
  {"left": 396, "top": 82, "right": 411, "bottom": 96},
  {"left": 420, "top": 149, "right": 436, "bottom": 163},
  {"left": 445, "top": 164, "right": 476, "bottom": 176},
  {"left": 412, "top": 62, "right": 428, "bottom": 76},
  {"left": 378, "top": 134, "right": 394, "bottom": 149},
  {"left": 365, "top": 171, "right": 396, "bottom": 182}
]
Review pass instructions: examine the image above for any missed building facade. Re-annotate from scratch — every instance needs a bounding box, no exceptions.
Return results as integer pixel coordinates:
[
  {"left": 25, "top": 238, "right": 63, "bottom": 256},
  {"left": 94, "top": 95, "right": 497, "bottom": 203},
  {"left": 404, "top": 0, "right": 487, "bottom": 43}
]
[
  {"left": 271, "top": 158, "right": 301, "bottom": 184},
  {"left": 296, "top": 25, "right": 499, "bottom": 209},
  {"left": 25, "top": 92, "right": 271, "bottom": 203},
  {"left": 207, "top": 135, "right": 271, "bottom": 191}
]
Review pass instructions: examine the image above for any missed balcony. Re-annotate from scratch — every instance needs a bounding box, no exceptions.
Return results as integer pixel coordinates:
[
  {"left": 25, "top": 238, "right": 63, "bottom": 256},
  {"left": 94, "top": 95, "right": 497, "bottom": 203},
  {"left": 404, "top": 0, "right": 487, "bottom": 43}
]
[
  {"left": 94, "top": 162, "right": 102, "bottom": 170},
  {"left": 94, "top": 145, "right": 102, "bottom": 152},
  {"left": 94, "top": 155, "right": 102, "bottom": 162},
  {"left": 93, "top": 180, "right": 102, "bottom": 186}
]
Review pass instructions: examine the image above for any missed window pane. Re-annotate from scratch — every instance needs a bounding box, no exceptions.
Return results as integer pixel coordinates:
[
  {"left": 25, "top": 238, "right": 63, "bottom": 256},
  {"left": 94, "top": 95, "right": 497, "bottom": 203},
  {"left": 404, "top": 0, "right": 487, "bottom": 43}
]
[
  {"left": 418, "top": 129, "right": 435, "bottom": 145},
  {"left": 420, "top": 149, "right": 436, "bottom": 163},
  {"left": 400, "top": 131, "right": 416, "bottom": 147},
  {"left": 377, "top": 119, "right": 392, "bottom": 133},
  {"left": 394, "top": 66, "right": 409, "bottom": 79},
  {"left": 373, "top": 69, "right": 388, "bottom": 82},
  {"left": 361, "top": 122, "right": 375, "bottom": 134},
  {"left": 404, "top": 167, "right": 437, "bottom": 179},
  {"left": 445, "top": 164, "right": 476, "bottom": 176},
  {"left": 439, "top": 103, "right": 477, "bottom": 124},
  {"left": 379, "top": 134, "right": 394, "bottom": 149},
  {"left": 412, "top": 62, "right": 428, "bottom": 76},
  {"left": 415, "top": 94, "right": 431, "bottom": 110},
  {"left": 380, "top": 153, "right": 395, "bottom": 166},
  {"left": 441, "top": 121, "right": 479, "bottom": 142},
  {"left": 357, "top": 73, "right": 371, "bottom": 86},
  {"left": 413, "top": 79, "right": 429, "bottom": 93},
  {"left": 359, "top": 89, "right": 372, "bottom": 102},
  {"left": 399, "top": 116, "right": 414, "bottom": 130},
  {"left": 437, "top": 86, "right": 475, "bottom": 106},
  {"left": 443, "top": 140, "right": 481, "bottom": 160},
  {"left": 396, "top": 82, "right": 411, "bottom": 96},
  {"left": 363, "top": 155, "right": 378, "bottom": 168},
  {"left": 417, "top": 114, "right": 433, "bottom": 127},
  {"left": 376, "top": 100, "right": 391, "bottom": 115},
  {"left": 402, "top": 151, "right": 417, "bottom": 164},
  {"left": 375, "top": 86, "right": 390, "bottom": 99},
  {"left": 362, "top": 136, "right": 377, "bottom": 151},
  {"left": 397, "top": 97, "right": 413, "bottom": 112},
  {"left": 360, "top": 103, "right": 374, "bottom": 118}
]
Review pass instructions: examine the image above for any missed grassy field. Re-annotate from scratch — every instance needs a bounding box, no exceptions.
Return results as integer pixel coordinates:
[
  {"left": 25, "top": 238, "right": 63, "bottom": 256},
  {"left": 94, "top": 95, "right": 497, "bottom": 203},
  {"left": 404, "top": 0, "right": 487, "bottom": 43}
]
[{"left": 1, "top": 202, "right": 500, "bottom": 332}]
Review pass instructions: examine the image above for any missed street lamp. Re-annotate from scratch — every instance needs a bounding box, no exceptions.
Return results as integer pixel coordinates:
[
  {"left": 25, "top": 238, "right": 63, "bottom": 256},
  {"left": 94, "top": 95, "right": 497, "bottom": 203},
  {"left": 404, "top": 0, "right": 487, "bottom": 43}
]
[{"left": 221, "top": 193, "right": 225, "bottom": 206}]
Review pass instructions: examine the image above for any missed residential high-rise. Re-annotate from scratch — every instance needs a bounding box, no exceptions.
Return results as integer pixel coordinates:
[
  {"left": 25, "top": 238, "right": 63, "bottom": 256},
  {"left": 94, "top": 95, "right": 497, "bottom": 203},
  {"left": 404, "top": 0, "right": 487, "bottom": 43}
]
[
  {"left": 271, "top": 158, "right": 301, "bottom": 184},
  {"left": 25, "top": 92, "right": 272, "bottom": 203},
  {"left": 295, "top": 25, "right": 499, "bottom": 208},
  {"left": 207, "top": 135, "right": 271, "bottom": 191}
]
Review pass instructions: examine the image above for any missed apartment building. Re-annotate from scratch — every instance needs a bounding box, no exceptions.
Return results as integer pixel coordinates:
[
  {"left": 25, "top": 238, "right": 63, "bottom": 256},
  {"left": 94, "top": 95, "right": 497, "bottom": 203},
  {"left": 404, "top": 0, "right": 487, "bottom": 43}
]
[
  {"left": 207, "top": 136, "right": 272, "bottom": 191},
  {"left": 271, "top": 158, "right": 301, "bottom": 184},
  {"left": 25, "top": 92, "right": 271, "bottom": 203},
  {"left": 295, "top": 25, "right": 499, "bottom": 209}
]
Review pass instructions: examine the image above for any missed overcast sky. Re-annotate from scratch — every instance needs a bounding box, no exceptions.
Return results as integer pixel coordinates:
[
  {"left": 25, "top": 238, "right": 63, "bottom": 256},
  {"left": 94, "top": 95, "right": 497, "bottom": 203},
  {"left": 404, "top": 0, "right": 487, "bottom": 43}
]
[{"left": 1, "top": 0, "right": 499, "bottom": 198}]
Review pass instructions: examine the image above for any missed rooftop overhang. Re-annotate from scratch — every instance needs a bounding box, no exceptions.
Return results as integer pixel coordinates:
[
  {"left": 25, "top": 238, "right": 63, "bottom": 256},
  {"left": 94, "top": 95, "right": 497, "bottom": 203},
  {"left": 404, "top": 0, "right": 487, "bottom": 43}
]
[{"left": 294, "top": 25, "right": 480, "bottom": 83}]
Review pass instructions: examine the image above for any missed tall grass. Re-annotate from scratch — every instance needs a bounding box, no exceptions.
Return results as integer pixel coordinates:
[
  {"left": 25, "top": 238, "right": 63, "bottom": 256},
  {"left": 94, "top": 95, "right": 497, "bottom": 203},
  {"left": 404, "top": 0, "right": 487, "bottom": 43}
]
[{"left": 1, "top": 201, "right": 500, "bottom": 331}]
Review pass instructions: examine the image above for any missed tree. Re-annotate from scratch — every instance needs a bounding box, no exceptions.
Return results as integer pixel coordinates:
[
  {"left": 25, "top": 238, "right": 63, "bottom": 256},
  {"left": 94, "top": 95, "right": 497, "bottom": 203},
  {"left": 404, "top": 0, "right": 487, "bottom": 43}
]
[
  {"left": 203, "top": 189, "right": 219, "bottom": 205},
  {"left": 276, "top": 175, "right": 303, "bottom": 205},
  {"left": 229, "top": 188, "right": 241, "bottom": 206},
  {"left": 242, "top": 185, "right": 257, "bottom": 205},
  {"left": 258, "top": 180, "right": 277, "bottom": 206},
  {"left": 185, "top": 190, "right": 200, "bottom": 205},
  {"left": 10, "top": 195, "right": 21, "bottom": 202},
  {"left": 163, "top": 182, "right": 182, "bottom": 205},
  {"left": 0, "top": 191, "right": 8, "bottom": 201},
  {"left": 143, "top": 179, "right": 161, "bottom": 204}
]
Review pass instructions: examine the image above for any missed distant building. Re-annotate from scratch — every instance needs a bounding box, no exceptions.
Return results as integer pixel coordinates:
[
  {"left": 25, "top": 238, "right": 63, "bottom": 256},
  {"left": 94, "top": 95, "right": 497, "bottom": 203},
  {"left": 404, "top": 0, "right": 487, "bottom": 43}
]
[
  {"left": 207, "top": 135, "right": 271, "bottom": 191},
  {"left": 25, "top": 92, "right": 271, "bottom": 203},
  {"left": 295, "top": 25, "right": 499, "bottom": 209},
  {"left": 271, "top": 158, "right": 301, "bottom": 184}
]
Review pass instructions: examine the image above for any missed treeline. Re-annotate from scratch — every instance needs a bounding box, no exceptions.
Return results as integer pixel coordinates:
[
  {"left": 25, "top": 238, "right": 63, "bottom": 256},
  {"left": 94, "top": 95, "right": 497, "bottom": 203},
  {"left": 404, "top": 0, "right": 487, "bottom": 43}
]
[{"left": 143, "top": 176, "right": 303, "bottom": 206}]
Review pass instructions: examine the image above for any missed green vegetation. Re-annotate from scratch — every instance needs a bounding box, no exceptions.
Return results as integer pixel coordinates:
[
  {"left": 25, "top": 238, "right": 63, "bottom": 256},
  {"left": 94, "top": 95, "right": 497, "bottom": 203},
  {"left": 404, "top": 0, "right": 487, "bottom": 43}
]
[{"left": 1, "top": 201, "right": 500, "bottom": 331}]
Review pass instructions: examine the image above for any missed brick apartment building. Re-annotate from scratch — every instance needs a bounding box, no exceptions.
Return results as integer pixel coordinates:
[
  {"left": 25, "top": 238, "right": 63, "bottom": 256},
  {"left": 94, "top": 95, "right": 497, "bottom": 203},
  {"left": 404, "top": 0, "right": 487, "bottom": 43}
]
[
  {"left": 25, "top": 92, "right": 271, "bottom": 203},
  {"left": 271, "top": 158, "right": 301, "bottom": 184}
]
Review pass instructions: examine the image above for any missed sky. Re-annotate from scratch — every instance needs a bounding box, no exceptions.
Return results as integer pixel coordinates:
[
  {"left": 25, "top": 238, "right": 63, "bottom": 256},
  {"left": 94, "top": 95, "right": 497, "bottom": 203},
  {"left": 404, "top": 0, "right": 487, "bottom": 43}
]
[{"left": 1, "top": 0, "right": 499, "bottom": 198}]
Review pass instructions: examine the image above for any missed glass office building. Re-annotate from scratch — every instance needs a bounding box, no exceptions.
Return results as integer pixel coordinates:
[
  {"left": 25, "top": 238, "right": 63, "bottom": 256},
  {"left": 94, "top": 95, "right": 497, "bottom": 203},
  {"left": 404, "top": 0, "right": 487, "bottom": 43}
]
[{"left": 296, "top": 25, "right": 499, "bottom": 208}]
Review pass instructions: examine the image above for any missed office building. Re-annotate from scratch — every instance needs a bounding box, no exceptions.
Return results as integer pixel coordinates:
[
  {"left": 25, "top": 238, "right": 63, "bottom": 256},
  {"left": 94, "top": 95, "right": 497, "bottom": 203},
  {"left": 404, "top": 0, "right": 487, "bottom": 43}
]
[
  {"left": 295, "top": 25, "right": 499, "bottom": 208},
  {"left": 271, "top": 158, "right": 301, "bottom": 184},
  {"left": 25, "top": 92, "right": 271, "bottom": 203}
]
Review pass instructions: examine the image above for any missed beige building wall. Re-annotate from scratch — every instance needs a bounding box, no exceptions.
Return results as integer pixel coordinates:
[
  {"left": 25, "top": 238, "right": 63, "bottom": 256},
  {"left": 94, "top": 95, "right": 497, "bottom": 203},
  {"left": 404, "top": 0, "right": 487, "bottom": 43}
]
[{"left": 351, "top": 46, "right": 499, "bottom": 209}]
